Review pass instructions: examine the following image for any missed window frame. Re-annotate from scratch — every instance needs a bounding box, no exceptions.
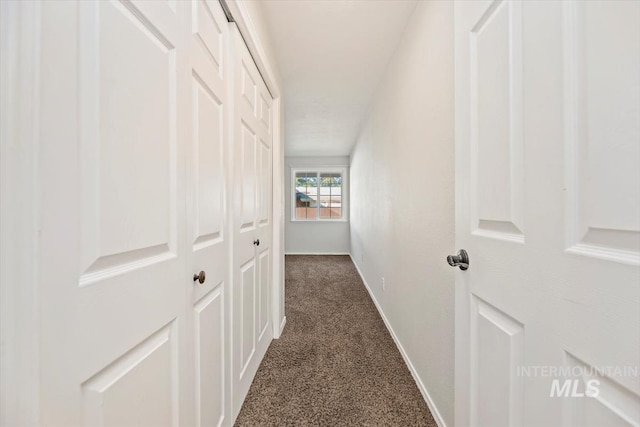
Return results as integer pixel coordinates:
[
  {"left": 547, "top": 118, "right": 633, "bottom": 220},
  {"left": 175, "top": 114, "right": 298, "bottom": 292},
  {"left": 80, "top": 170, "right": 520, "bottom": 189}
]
[{"left": 291, "top": 167, "right": 348, "bottom": 222}]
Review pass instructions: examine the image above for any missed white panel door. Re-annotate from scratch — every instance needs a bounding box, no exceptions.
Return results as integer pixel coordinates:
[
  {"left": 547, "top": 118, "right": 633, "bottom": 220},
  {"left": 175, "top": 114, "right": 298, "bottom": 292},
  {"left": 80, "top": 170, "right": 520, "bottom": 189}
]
[
  {"left": 231, "top": 26, "right": 274, "bottom": 421},
  {"left": 455, "top": 1, "right": 640, "bottom": 426},
  {"left": 186, "top": 1, "right": 230, "bottom": 426},
  {"left": 38, "top": 1, "right": 189, "bottom": 425}
]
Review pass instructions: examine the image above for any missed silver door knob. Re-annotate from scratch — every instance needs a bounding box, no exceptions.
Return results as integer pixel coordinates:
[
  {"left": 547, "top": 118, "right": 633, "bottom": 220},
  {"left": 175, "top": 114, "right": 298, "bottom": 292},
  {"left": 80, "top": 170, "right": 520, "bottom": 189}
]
[
  {"left": 193, "top": 271, "right": 206, "bottom": 284},
  {"left": 447, "top": 249, "right": 469, "bottom": 271}
]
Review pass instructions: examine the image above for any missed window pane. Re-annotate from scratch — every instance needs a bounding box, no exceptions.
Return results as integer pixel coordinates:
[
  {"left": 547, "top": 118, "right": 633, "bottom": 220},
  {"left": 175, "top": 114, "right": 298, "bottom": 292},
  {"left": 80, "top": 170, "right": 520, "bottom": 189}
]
[
  {"left": 295, "top": 172, "right": 317, "bottom": 220},
  {"left": 319, "top": 173, "right": 342, "bottom": 219}
]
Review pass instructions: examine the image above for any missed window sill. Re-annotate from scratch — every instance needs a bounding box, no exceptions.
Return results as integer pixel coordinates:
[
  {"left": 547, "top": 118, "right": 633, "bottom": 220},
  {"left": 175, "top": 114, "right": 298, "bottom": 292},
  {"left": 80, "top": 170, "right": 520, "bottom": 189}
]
[{"left": 290, "top": 218, "right": 349, "bottom": 223}]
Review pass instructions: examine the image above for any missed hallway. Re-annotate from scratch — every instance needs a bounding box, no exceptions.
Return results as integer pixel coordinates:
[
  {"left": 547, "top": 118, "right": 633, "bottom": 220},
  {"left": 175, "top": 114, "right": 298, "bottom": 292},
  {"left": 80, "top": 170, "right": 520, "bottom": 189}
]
[
  {"left": 235, "top": 256, "right": 436, "bottom": 426},
  {"left": 2, "top": 1, "right": 639, "bottom": 425}
]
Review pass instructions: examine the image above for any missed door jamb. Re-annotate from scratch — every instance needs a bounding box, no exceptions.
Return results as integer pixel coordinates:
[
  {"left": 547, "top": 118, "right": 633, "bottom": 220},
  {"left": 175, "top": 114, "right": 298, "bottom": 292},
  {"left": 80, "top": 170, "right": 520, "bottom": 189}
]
[{"left": 0, "top": 1, "right": 42, "bottom": 424}]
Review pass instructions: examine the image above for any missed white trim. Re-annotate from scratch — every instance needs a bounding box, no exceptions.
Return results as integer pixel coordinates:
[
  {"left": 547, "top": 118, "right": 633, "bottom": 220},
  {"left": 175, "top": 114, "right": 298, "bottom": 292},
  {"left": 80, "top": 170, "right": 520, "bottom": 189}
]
[
  {"left": 291, "top": 166, "right": 348, "bottom": 172},
  {"left": 0, "top": 1, "right": 42, "bottom": 425},
  {"left": 278, "top": 316, "right": 287, "bottom": 337},
  {"left": 225, "top": 0, "right": 285, "bottom": 339},
  {"left": 223, "top": 17, "right": 236, "bottom": 425},
  {"left": 271, "top": 97, "right": 285, "bottom": 339},
  {"left": 289, "top": 218, "right": 349, "bottom": 223},
  {"left": 286, "top": 162, "right": 351, "bottom": 168},
  {"left": 349, "top": 254, "right": 447, "bottom": 427},
  {"left": 285, "top": 252, "right": 351, "bottom": 256},
  {"left": 225, "top": 0, "right": 280, "bottom": 97}
]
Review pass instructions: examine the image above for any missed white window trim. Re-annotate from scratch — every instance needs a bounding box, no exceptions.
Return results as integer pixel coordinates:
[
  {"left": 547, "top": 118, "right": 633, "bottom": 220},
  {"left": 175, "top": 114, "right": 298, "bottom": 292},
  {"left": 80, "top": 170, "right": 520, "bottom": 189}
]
[{"left": 291, "top": 167, "right": 348, "bottom": 222}]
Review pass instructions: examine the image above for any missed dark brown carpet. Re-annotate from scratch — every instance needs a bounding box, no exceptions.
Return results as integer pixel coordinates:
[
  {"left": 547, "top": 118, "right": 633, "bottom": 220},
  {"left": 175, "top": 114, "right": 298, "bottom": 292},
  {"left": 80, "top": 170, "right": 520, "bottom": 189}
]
[{"left": 234, "top": 255, "right": 437, "bottom": 426}]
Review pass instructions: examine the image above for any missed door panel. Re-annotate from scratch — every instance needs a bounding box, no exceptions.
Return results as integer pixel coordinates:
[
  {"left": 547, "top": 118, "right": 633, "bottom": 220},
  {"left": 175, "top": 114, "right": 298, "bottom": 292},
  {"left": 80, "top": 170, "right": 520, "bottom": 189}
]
[
  {"left": 471, "top": 296, "right": 524, "bottom": 427},
  {"left": 258, "top": 250, "right": 271, "bottom": 340},
  {"left": 565, "top": 353, "right": 639, "bottom": 427},
  {"left": 455, "top": 1, "right": 640, "bottom": 426},
  {"left": 79, "top": 0, "right": 178, "bottom": 285},
  {"left": 470, "top": 0, "right": 524, "bottom": 241},
  {"left": 240, "top": 122, "right": 258, "bottom": 229},
  {"left": 241, "top": 63, "right": 258, "bottom": 113},
  {"left": 39, "top": 1, "right": 187, "bottom": 425},
  {"left": 83, "top": 322, "right": 178, "bottom": 427},
  {"left": 192, "top": 0, "right": 223, "bottom": 73},
  {"left": 259, "top": 139, "right": 272, "bottom": 226},
  {"left": 194, "top": 288, "right": 224, "bottom": 427},
  {"left": 40, "top": 0, "right": 234, "bottom": 425},
  {"left": 240, "top": 260, "right": 256, "bottom": 377},
  {"left": 187, "top": 0, "right": 230, "bottom": 425},
  {"left": 232, "top": 26, "right": 274, "bottom": 420},
  {"left": 259, "top": 94, "right": 271, "bottom": 131},
  {"left": 191, "top": 74, "right": 223, "bottom": 247},
  {"left": 564, "top": 0, "right": 640, "bottom": 262}
]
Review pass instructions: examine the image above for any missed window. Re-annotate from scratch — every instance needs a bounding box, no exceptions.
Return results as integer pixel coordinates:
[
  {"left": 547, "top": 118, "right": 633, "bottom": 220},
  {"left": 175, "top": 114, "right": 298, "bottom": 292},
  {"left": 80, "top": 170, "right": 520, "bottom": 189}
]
[{"left": 292, "top": 168, "right": 347, "bottom": 221}]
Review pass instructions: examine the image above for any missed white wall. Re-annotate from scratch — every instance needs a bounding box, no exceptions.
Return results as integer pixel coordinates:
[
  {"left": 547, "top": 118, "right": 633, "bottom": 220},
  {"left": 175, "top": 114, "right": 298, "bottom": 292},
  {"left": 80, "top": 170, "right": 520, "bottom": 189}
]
[
  {"left": 349, "top": 2, "right": 455, "bottom": 426},
  {"left": 285, "top": 156, "right": 350, "bottom": 254}
]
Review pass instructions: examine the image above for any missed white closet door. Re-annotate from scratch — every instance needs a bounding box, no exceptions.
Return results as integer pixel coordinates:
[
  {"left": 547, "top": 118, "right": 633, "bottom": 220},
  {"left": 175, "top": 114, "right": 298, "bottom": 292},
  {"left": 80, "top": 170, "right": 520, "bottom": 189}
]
[
  {"left": 38, "top": 1, "right": 190, "bottom": 425},
  {"left": 231, "top": 25, "right": 274, "bottom": 421},
  {"left": 185, "top": 0, "right": 231, "bottom": 426},
  {"left": 454, "top": 1, "right": 640, "bottom": 426}
]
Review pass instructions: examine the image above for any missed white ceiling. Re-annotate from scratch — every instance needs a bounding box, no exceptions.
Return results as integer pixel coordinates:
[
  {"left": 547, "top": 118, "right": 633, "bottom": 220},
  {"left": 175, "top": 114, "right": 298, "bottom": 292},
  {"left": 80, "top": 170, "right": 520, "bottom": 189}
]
[{"left": 260, "top": 0, "right": 418, "bottom": 157}]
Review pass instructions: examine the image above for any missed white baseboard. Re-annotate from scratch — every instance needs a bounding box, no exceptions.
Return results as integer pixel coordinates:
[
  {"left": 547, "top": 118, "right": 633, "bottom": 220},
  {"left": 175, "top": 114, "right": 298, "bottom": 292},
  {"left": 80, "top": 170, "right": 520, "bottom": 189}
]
[
  {"left": 285, "top": 252, "right": 350, "bottom": 256},
  {"left": 279, "top": 316, "right": 287, "bottom": 336},
  {"left": 348, "top": 254, "right": 447, "bottom": 427}
]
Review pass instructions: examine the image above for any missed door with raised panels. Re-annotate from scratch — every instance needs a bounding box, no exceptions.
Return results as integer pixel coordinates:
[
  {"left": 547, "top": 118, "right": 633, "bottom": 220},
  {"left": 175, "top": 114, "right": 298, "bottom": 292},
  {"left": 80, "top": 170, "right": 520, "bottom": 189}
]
[
  {"left": 39, "top": 1, "right": 190, "bottom": 425},
  {"left": 38, "top": 0, "right": 236, "bottom": 425},
  {"left": 455, "top": 1, "right": 640, "bottom": 425},
  {"left": 186, "top": 0, "right": 231, "bottom": 426},
  {"left": 231, "top": 26, "right": 274, "bottom": 420}
]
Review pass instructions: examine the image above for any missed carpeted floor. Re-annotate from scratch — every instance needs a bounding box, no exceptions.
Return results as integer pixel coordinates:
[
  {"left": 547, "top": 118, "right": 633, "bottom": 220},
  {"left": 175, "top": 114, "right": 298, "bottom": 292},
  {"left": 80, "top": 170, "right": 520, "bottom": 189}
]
[{"left": 234, "top": 255, "right": 437, "bottom": 426}]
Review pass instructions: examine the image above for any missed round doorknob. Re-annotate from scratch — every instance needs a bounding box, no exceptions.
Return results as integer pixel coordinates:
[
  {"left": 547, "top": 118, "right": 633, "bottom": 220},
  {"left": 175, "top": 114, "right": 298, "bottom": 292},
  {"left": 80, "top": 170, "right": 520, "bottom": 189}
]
[
  {"left": 447, "top": 249, "right": 469, "bottom": 271},
  {"left": 193, "top": 271, "right": 206, "bottom": 284},
  {"left": 253, "top": 239, "right": 260, "bottom": 246}
]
